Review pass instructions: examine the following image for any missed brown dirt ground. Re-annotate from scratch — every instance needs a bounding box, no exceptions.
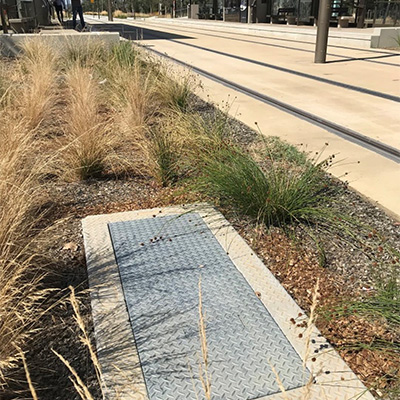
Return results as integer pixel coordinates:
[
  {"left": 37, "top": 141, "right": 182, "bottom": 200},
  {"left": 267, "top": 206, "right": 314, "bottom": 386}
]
[{"left": 3, "top": 174, "right": 399, "bottom": 399}]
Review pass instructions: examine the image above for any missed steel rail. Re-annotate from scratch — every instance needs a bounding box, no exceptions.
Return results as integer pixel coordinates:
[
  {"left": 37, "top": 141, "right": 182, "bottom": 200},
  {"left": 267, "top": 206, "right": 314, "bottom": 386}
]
[
  {"left": 86, "top": 20, "right": 400, "bottom": 163},
  {"left": 145, "top": 45, "right": 400, "bottom": 164}
]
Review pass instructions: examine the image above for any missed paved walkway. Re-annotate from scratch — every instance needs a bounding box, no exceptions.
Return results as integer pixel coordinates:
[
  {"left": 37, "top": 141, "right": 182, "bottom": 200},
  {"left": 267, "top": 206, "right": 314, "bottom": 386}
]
[{"left": 88, "top": 16, "right": 400, "bottom": 219}]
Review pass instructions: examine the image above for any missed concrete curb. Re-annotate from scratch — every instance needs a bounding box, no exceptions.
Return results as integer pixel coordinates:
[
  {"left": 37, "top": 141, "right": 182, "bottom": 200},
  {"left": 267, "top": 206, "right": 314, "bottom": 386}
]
[{"left": 0, "top": 31, "right": 120, "bottom": 57}]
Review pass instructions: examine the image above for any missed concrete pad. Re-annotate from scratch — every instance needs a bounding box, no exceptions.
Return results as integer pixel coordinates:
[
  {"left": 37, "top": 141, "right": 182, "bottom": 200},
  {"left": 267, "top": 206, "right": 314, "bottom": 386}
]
[
  {"left": 82, "top": 204, "right": 375, "bottom": 400},
  {"left": 0, "top": 31, "right": 120, "bottom": 57}
]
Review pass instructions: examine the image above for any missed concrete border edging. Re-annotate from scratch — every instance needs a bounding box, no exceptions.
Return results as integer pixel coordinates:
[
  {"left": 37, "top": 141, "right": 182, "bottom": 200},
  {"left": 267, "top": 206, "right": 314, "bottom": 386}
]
[
  {"left": 82, "top": 204, "right": 375, "bottom": 400},
  {"left": 0, "top": 31, "right": 120, "bottom": 57}
]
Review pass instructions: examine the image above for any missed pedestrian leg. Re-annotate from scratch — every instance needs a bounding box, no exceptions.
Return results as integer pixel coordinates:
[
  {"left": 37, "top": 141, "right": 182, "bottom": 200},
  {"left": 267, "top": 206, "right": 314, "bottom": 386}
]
[
  {"left": 78, "top": 5, "right": 85, "bottom": 28},
  {"left": 72, "top": 6, "right": 78, "bottom": 28}
]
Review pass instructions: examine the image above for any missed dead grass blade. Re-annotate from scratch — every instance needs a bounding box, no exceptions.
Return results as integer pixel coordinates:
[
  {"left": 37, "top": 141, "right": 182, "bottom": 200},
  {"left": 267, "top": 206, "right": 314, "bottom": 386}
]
[
  {"left": 20, "top": 349, "right": 38, "bottom": 400},
  {"left": 198, "top": 275, "right": 211, "bottom": 400},
  {"left": 52, "top": 349, "right": 95, "bottom": 400},
  {"left": 68, "top": 286, "right": 102, "bottom": 386}
]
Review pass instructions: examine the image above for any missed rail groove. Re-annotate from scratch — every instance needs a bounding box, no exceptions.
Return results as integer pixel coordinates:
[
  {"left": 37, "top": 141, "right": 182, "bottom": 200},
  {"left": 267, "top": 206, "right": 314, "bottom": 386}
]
[{"left": 145, "top": 46, "right": 400, "bottom": 164}]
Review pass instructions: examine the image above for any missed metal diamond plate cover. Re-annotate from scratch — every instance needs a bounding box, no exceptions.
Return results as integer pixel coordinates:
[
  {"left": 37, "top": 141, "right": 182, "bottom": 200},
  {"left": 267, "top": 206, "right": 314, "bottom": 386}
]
[{"left": 108, "top": 213, "right": 309, "bottom": 400}]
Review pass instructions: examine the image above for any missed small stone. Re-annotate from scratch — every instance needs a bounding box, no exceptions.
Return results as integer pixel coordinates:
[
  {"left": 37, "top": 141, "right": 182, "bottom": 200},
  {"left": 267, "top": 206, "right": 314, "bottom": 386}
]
[{"left": 63, "top": 242, "right": 78, "bottom": 252}]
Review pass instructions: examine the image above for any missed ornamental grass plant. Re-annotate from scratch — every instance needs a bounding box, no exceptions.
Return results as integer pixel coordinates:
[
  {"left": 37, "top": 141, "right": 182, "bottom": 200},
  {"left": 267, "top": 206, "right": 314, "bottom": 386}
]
[
  {"left": 0, "top": 112, "right": 47, "bottom": 384},
  {"left": 14, "top": 40, "right": 58, "bottom": 132},
  {"left": 156, "top": 69, "right": 197, "bottom": 113},
  {"left": 60, "top": 64, "right": 119, "bottom": 180},
  {"left": 196, "top": 137, "right": 333, "bottom": 228},
  {"left": 61, "top": 39, "right": 109, "bottom": 70}
]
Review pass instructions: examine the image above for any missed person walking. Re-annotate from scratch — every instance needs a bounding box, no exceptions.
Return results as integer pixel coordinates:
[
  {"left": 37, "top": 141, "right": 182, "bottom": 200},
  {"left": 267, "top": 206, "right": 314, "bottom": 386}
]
[
  {"left": 53, "top": 0, "right": 65, "bottom": 24},
  {"left": 71, "top": 0, "right": 85, "bottom": 30}
]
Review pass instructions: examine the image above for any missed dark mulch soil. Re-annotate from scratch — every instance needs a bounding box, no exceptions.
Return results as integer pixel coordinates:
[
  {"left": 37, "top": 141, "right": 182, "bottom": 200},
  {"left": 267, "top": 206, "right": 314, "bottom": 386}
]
[{"left": 2, "top": 95, "right": 399, "bottom": 399}]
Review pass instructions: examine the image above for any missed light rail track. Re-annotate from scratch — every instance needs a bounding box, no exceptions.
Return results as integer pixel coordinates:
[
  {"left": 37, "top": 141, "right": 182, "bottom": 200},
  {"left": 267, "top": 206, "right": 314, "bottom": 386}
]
[
  {"left": 96, "top": 22, "right": 399, "bottom": 102},
  {"left": 138, "top": 21, "right": 400, "bottom": 68},
  {"left": 88, "top": 20, "right": 400, "bottom": 164},
  {"left": 145, "top": 46, "right": 400, "bottom": 164}
]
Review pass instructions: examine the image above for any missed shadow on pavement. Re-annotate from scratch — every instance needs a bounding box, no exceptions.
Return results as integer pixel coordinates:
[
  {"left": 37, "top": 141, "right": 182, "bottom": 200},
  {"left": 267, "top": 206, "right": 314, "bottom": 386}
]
[
  {"left": 88, "top": 22, "right": 194, "bottom": 41},
  {"left": 327, "top": 53, "right": 400, "bottom": 64}
]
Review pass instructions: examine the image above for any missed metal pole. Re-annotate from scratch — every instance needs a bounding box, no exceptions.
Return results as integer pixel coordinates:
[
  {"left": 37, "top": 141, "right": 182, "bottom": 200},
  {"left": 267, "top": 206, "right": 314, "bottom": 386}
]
[
  {"left": 372, "top": 2, "right": 377, "bottom": 27},
  {"left": 314, "top": 0, "right": 331, "bottom": 63},
  {"left": 297, "top": 0, "right": 300, "bottom": 25},
  {"left": 0, "top": 0, "right": 8, "bottom": 33},
  {"left": 107, "top": 0, "right": 113, "bottom": 20},
  {"left": 357, "top": 0, "right": 366, "bottom": 28}
]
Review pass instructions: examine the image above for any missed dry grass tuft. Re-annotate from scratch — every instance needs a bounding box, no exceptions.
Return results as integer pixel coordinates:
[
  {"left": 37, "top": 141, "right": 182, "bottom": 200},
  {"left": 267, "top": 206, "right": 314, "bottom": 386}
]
[
  {"left": 0, "top": 117, "right": 41, "bottom": 249},
  {"left": 61, "top": 39, "right": 108, "bottom": 70},
  {"left": 14, "top": 39, "right": 58, "bottom": 131},
  {"left": 144, "top": 125, "right": 182, "bottom": 186},
  {"left": 109, "top": 61, "right": 159, "bottom": 136},
  {"left": 60, "top": 65, "right": 119, "bottom": 180},
  {"left": 0, "top": 109, "right": 49, "bottom": 384}
]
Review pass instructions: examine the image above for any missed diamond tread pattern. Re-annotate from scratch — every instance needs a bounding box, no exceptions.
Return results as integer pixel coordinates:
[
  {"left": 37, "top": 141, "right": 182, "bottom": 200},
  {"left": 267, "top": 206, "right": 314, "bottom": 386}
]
[{"left": 109, "top": 213, "right": 308, "bottom": 400}]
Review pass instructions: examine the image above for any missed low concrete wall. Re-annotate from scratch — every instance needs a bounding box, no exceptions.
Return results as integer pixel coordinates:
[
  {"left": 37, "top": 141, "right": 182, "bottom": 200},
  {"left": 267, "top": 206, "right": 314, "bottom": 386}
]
[
  {"left": 0, "top": 31, "right": 120, "bottom": 57},
  {"left": 371, "top": 27, "right": 400, "bottom": 48}
]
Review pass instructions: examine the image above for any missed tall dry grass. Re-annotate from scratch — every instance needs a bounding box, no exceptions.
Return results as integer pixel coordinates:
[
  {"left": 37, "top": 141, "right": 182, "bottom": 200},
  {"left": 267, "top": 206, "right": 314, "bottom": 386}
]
[
  {"left": 103, "top": 54, "right": 163, "bottom": 176},
  {"left": 0, "top": 38, "right": 59, "bottom": 385},
  {"left": 60, "top": 64, "right": 119, "bottom": 180},
  {"left": 13, "top": 39, "right": 58, "bottom": 132},
  {"left": 0, "top": 111, "right": 48, "bottom": 383},
  {"left": 108, "top": 61, "right": 159, "bottom": 136}
]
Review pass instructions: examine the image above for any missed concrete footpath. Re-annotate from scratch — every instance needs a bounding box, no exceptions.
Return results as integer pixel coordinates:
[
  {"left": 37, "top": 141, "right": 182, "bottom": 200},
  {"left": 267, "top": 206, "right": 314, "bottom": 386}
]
[
  {"left": 143, "top": 16, "right": 400, "bottom": 49},
  {"left": 88, "top": 15, "right": 400, "bottom": 48}
]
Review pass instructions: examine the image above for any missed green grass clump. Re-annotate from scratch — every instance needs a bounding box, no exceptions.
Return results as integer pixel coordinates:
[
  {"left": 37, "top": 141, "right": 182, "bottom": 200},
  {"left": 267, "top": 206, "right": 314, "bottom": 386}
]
[
  {"left": 263, "top": 135, "right": 309, "bottom": 166},
  {"left": 198, "top": 140, "right": 331, "bottom": 227},
  {"left": 335, "top": 276, "right": 400, "bottom": 328},
  {"left": 62, "top": 40, "right": 109, "bottom": 69},
  {"left": 157, "top": 73, "right": 197, "bottom": 112},
  {"left": 147, "top": 127, "right": 180, "bottom": 187},
  {"left": 111, "top": 41, "right": 137, "bottom": 68},
  {"left": 200, "top": 144, "right": 269, "bottom": 219}
]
